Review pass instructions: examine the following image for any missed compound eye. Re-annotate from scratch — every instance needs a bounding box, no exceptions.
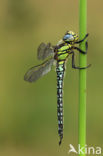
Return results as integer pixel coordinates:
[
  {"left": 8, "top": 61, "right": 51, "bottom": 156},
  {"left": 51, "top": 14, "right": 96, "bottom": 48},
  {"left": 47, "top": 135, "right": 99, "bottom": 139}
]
[
  {"left": 63, "top": 34, "right": 74, "bottom": 41},
  {"left": 63, "top": 34, "right": 70, "bottom": 40},
  {"left": 68, "top": 35, "right": 74, "bottom": 41}
]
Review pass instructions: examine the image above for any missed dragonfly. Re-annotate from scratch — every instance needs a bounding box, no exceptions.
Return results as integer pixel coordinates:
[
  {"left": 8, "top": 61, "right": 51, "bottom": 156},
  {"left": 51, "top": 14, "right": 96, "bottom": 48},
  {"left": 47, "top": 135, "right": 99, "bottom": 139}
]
[{"left": 24, "top": 31, "right": 90, "bottom": 145}]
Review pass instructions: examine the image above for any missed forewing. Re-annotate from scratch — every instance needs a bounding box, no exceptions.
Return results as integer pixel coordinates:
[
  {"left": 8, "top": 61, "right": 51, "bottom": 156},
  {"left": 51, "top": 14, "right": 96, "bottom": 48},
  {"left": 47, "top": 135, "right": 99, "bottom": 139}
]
[
  {"left": 37, "top": 43, "right": 46, "bottom": 60},
  {"left": 37, "top": 42, "right": 54, "bottom": 60},
  {"left": 24, "top": 58, "right": 54, "bottom": 82}
]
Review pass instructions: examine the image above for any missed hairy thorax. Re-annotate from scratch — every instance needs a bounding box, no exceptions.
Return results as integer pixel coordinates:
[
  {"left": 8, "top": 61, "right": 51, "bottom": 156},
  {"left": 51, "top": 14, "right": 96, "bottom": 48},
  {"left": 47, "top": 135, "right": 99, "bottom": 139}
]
[{"left": 54, "top": 43, "right": 72, "bottom": 64}]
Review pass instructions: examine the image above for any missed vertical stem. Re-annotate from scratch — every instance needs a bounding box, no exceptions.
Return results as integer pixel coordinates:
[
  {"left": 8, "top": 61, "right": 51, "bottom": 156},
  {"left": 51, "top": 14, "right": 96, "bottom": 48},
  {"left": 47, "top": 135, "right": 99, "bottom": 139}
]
[{"left": 79, "top": 0, "right": 87, "bottom": 155}]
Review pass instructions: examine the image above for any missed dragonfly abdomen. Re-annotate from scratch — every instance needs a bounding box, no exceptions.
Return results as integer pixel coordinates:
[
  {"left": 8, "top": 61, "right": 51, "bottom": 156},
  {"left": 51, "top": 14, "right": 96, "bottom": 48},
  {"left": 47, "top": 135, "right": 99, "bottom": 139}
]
[{"left": 56, "top": 62, "right": 65, "bottom": 145}]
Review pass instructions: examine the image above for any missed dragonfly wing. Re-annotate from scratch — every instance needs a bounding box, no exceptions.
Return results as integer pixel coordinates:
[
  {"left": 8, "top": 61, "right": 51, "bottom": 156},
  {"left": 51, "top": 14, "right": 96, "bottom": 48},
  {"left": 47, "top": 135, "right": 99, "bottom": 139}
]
[
  {"left": 37, "top": 42, "right": 54, "bottom": 60},
  {"left": 37, "top": 43, "right": 46, "bottom": 60},
  {"left": 24, "top": 58, "right": 54, "bottom": 82}
]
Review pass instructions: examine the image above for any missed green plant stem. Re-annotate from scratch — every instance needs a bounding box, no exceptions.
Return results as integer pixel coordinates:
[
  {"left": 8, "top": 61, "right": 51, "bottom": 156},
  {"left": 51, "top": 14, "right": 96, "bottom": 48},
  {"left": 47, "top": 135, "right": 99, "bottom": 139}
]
[{"left": 79, "top": 0, "right": 87, "bottom": 155}]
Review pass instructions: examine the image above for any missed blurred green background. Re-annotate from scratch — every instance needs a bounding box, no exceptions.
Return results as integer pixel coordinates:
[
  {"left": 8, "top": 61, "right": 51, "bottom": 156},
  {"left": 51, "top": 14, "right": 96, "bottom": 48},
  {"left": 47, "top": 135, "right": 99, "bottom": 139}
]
[{"left": 0, "top": 0, "right": 103, "bottom": 155}]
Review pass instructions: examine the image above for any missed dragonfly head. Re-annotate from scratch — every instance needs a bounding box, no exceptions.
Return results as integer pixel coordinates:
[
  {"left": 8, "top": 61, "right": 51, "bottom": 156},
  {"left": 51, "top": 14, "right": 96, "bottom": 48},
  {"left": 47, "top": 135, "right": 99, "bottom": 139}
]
[{"left": 63, "top": 31, "right": 78, "bottom": 44}]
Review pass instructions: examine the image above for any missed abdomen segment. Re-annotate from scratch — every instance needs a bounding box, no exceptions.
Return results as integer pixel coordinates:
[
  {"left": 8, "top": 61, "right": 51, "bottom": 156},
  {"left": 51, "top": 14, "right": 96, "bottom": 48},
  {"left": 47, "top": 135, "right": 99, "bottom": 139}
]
[{"left": 56, "top": 62, "right": 65, "bottom": 145}]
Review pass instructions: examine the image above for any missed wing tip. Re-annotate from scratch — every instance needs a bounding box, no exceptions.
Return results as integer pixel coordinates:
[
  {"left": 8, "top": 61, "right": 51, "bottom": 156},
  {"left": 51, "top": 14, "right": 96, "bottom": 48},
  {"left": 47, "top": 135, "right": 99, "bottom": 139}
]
[{"left": 24, "top": 74, "right": 32, "bottom": 83}]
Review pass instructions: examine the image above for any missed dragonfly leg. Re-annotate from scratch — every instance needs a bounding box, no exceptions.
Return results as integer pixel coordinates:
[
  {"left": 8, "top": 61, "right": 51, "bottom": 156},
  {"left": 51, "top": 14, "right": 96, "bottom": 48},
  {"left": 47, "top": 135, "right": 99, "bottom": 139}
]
[
  {"left": 71, "top": 51, "right": 91, "bottom": 69},
  {"left": 74, "top": 33, "right": 89, "bottom": 44},
  {"left": 73, "top": 41, "right": 88, "bottom": 54}
]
